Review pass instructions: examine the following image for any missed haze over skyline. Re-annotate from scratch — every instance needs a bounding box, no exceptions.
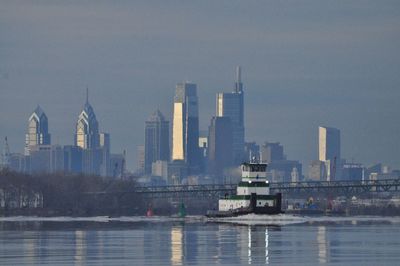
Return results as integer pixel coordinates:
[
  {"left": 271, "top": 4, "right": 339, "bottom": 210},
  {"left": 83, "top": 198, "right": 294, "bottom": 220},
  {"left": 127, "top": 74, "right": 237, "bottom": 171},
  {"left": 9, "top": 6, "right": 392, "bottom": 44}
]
[{"left": 1, "top": 0, "right": 399, "bottom": 171}]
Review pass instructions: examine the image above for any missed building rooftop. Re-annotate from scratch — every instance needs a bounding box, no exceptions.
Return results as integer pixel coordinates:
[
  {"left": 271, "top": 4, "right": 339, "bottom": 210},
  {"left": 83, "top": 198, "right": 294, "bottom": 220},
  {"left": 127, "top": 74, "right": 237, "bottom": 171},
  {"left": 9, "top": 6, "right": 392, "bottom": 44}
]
[{"left": 148, "top": 110, "right": 166, "bottom": 122}]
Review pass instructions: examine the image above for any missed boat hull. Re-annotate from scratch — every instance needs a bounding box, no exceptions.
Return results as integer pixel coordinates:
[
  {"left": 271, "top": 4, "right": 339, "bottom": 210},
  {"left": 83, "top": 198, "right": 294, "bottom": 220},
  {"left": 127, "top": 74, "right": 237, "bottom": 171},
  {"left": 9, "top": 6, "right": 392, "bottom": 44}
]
[{"left": 206, "top": 193, "right": 283, "bottom": 218}]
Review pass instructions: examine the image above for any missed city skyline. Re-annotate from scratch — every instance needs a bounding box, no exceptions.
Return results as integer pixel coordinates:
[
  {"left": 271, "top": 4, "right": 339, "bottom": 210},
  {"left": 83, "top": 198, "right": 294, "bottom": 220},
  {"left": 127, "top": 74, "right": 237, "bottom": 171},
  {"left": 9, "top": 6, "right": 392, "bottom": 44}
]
[
  {"left": 1, "top": 1, "right": 399, "bottom": 171},
  {"left": 1, "top": 70, "right": 399, "bottom": 173}
]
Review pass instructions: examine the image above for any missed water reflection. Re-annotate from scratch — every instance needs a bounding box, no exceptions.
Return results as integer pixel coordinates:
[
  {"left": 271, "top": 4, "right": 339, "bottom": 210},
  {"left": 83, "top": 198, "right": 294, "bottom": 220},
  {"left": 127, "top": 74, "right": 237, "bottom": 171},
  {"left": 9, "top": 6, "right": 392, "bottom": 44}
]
[
  {"left": 171, "top": 226, "right": 183, "bottom": 266},
  {"left": 1, "top": 220, "right": 399, "bottom": 265},
  {"left": 317, "top": 226, "right": 327, "bottom": 264},
  {"left": 23, "top": 231, "right": 36, "bottom": 265},
  {"left": 265, "top": 228, "right": 269, "bottom": 264},
  {"left": 74, "top": 230, "right": 86, "bottom": 266},
  {"left": 248, "top": 226, "right": 252, "bottom": 264},
  {"left": 243, "top": 226, "right": 270, "bottom": 265}
]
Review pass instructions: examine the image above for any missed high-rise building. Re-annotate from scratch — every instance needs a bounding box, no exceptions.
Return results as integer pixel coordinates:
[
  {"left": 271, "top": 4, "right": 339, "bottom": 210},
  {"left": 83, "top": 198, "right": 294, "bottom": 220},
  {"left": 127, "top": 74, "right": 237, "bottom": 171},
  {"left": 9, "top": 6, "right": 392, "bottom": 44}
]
[
  {"left": 136, "top": 145, "right": 145, "bottom": 175},
  {"left": 318, "top": 126, "right": 340, "bottom": 162},
  {"left": 110, "top": 153, "right": 125, "bottom": 179},
  {"left": 75, "top": 89, "right": 100, "bottom": 150},
  {"left": 144, "top": 110, "right": 170, "bottom": 174},
  {"left": 9, "top": 153, "right": 29, "bottom": 173},
  {"left": 342, "top": 163, "right": 364, "bottom": 181},
  {"left": 74, "top": 89, "right": 103, "bottom": 175},
  {"left": 268, "top": 160, "right": 302, "bottom": 183},
  {"left": 260, "top": 142, "right": 285, "bottom": 164},
  {"left": 25, "top": 106, "right": 51, "bottom": 155},
  {"left": 100, "top": 132, "right": 110, "bottom": 176},
  {"left": 259, "top": 141, "right": 303, "bottom": 182},
  {"left": 318, "top": 126, "right": 341, "bottom": 180},
  {"left": 63, "top": 145, "right": 83, "bottom": 174},
  {"left": 29, "top": 145, "right": 64, "bottom": 174},
  {"left": 216, "top": 66, "right": 244, "bottom": 164},
  {"left": 244, "top": 142, "right": 260, "bottom": 162},
  {"left": 207, "top": 116, "right": 233, "bottom": 181},
  {"left": 172, "top": 82, "right": 200, "bottom": 173},
  {"left": 308, "top": 160, "right": 327, "bottom": 181}
]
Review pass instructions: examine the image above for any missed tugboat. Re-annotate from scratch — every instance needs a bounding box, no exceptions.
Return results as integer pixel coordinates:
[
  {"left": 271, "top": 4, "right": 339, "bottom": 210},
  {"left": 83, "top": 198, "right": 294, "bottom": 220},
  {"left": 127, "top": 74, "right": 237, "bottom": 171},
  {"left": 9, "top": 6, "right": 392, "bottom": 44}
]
[{"left": 206, "top": 161, "right": 283, "bottom": 217}]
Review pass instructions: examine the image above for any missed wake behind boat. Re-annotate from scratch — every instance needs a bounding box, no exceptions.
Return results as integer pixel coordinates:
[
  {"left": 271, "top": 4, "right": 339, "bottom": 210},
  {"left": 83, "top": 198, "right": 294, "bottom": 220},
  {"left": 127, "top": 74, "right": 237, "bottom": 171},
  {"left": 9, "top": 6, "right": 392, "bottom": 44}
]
[{"left": 206, "top": 161, "right": 283, "bottom": 218}]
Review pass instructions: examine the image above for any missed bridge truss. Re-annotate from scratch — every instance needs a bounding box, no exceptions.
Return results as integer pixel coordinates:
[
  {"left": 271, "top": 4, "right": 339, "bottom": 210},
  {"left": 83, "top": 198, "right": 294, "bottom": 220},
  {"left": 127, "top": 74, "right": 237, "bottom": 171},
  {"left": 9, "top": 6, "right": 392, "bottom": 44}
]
[{"left": 126, "top": 179, "right": 400, "bottom": 199}]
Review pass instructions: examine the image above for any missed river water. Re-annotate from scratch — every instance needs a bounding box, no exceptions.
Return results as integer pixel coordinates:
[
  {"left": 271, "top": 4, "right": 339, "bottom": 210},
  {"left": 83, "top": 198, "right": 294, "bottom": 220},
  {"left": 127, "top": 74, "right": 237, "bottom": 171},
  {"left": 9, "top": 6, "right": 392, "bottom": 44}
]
[{"left": 0, "top": 216, "right": 399, "bottom": 265}]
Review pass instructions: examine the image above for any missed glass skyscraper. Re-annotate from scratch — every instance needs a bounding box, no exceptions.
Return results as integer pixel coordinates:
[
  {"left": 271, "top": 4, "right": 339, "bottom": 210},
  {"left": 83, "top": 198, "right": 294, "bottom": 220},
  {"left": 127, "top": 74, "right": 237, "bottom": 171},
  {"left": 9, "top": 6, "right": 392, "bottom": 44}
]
[
  {"left": 172, "top": 82, "right": 200, "bottom": 172},
  {"left": 207, "top": 116, "right": 233, "bottom": 181},
  {"left": 75, "top": 90, "right": 100, "bottom": 150},
  {"left": 319, "top": 126, "right": 341, "bottom": 162},
  {"left": 216, "top": 66, "right": 245, "bottom": 164},
  {"left": 25, "top": 105, "right": 51, "bottom": 155},
  {"left": 318, "top": 126, "right": 341, "bottom": 180},
  {"left": 74, "top": 89, "right": 103, "bottom": 175}
]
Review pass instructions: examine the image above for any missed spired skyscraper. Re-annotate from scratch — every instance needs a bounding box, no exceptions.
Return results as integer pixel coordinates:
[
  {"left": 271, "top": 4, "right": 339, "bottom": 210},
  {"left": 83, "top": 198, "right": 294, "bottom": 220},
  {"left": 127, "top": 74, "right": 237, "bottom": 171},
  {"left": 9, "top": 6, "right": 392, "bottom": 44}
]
[
  {"left": 216, "top": 66, "right": 245, "bottom": 164},
  {"left": 144, "top": 110, "right": 170, "bottom": 174},
  {"left": 75, "top": 89, "right": 100, "bottom": 150},
  {"left": 74, "top": 89, "right": 105, "bottom": 175},
  {"left": 25, "top": 105, "right": 51, "bottom": 155},
  {"left": 172, "top": 82, "right": 200, "bottom": 173}
]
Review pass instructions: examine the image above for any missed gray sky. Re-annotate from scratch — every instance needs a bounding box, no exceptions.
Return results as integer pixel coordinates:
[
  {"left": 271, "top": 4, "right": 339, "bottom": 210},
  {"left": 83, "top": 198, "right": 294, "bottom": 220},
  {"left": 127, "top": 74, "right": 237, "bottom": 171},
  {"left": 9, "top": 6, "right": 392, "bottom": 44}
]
[{"left": 1, "top": 0, "right": 399, "bottom": 171}]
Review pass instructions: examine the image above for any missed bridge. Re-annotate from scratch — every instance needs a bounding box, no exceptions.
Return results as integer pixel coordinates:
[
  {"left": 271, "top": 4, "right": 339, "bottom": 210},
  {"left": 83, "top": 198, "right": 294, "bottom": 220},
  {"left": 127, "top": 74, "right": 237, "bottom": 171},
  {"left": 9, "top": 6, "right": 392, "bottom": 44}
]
[{"left": 93, "top": 179, "right": 400, "bottom": 199}]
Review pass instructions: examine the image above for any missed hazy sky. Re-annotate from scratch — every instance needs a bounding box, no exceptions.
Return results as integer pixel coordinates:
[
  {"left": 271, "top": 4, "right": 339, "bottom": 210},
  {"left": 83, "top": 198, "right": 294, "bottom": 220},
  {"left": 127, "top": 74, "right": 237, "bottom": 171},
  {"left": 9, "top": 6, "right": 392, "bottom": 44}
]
[{"left": 1, "top": 0, "right": 399, "bottom": 171}]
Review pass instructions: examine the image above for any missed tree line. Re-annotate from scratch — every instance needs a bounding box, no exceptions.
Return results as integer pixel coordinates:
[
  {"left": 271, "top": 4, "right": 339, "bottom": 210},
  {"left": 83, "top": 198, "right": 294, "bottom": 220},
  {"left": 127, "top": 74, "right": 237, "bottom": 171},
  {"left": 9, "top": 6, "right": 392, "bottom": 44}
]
[{"left": 0, "top": 169, "right": 145, "bottom": 216}]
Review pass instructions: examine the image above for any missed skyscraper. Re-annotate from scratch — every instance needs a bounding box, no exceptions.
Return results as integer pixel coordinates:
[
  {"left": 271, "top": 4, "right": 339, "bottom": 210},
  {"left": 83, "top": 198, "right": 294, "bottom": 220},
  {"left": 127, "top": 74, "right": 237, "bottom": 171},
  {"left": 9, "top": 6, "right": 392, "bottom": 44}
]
[
  {"left": 75, "top": 89, "right": 100, "bottom": 150},
  {"left": 144, "top": 110, "right": 170, "bottom": 174},
  {"left": 172, "top": 82, "right": 200, "bottom": 172},
  {"left": 318, "top": 126, "right": 341, "bottom": 180},
  {"left": 25, "top": 105, "right": 51, "bottom": 155},
  {"left": 136, "top": 145, "right": 145, "bottom": 175},
  {"left": 99, "top": 132, "right": 110, "bottom": 176},
  {"left": 260, "top": 142, "right": 285, "bottom": 164},
  {"left": 75, "top": 89, "right": 102, "bottom": 175},
  {"left": 207, "top": 116, "right": 233, "bottom": 181},
  {"left": 318, "top": 126, "right": 341, "bottom": 163},
  {"left": 216, "top": 66, "right": 245, "bottom": 164}
]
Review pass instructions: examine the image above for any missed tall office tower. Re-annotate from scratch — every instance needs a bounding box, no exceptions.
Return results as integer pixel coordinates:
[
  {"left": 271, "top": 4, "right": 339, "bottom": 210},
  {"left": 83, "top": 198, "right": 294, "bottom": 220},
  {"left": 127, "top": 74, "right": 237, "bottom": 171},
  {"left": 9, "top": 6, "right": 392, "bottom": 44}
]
[
  {"left": 207, "top": 116, "right": 233, "bottom": 181},
  {"left": 25, "top": 106, "right": 51, "bottom": 155},
  {"left": 99, "top": 132, "right": 110, "bottom": 176},
  {"left": 216, "top": 66, "right": 245, "bottom": 164},
  {"left": 75, "top": 89, "right": 102, "bottom": 175},
  {"left": 172, "top": 82, "right": 200, "bottom": 172},
  {"left": 75, "top": 89, "right": 100, "bottom": 149},
  {"left": 319, "top": 126, "right": 341, "bottom": 162},
  {"left": 260, "top": 142, "right": 285, "bottom": 164},
  {"left": 144, "top": 110, "right": 170, "bottom": 174},
  {"left": 318, "top": 126, "right": 341, "bottom": 180}
]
